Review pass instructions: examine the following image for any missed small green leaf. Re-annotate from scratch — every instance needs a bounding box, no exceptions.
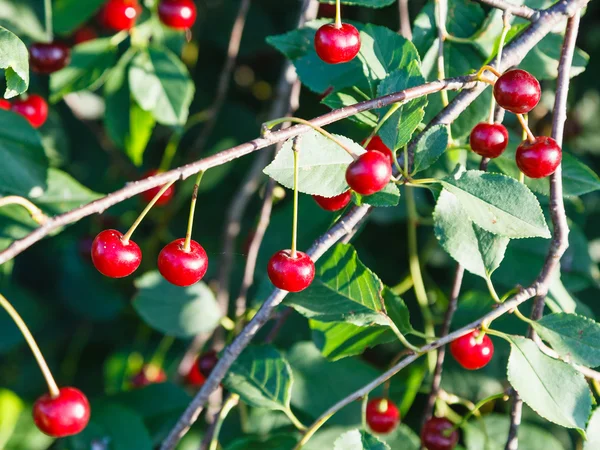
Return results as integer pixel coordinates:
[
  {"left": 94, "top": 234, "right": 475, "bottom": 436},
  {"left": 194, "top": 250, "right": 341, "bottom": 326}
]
[
  {"left": 412, "top": 124, "right": 448, "bottom": 174},
  {"left": 584, "top": 408, "right": 600, "bottom": 450},
  {"left": 333, "top": 430, "right": 390, "bottom": 450},
  {"left": 0, "top": 26, "right": 29, "bottom": 98},
  {"left": 353, "top": 182, "right": 401, "bottom": 207}
]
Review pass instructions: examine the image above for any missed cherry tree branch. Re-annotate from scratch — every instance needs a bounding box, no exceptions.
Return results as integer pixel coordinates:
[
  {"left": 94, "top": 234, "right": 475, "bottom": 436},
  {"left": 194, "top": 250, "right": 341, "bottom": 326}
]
[{"left": 474, "top": 0, "right": 538, "bottom": 20}]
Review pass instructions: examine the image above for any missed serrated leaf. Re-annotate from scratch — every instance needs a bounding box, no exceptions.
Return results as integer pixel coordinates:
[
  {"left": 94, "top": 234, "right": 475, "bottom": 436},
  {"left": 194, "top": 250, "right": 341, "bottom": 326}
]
[
  {"left": 532, "top": 313, "right": 600, "bottom": 367},
  {"left": 434, "top": 189, "right": 509, "bottom": 279},
  {"left": 353, "top": 182, "right": 401, "bottom": 207},
  {"left": 263, "top": 130, "right": 364, "bottom": 197},
  {"left": 507, "top": 335, "right": 592, "bottom": 432},
  {"left": 440, "top": 170, "right": 551, "bottom": 239},
  {"left": 322, "top": 87, "right": 378, "bottom": 127},
  {"left": 412, "top": 124, "right": 448, "bottom": 174},
  {"left": 223, "top": 345, "right": 293, "bottom": 411},
  {"left": 334, "top": 430, "right": 390, "bottom": 450},
  {"left": 0, "top": 26, "right": 29, "bottom": 98},
  {"left": 133, "top": 272, "right": 223, "bottom": 338},
  {"left": 584, "top": 408, "right": 600, "bottom": 450}
]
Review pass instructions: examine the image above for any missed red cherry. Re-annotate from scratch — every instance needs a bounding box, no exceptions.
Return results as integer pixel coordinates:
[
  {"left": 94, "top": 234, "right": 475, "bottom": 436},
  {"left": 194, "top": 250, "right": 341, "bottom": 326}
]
[
  {"left": 493, "top": 69, "right": 541, "bottom": 114},
  {"left": 91, "top": 229, "right": 142, "bottom": 278},
  {"left": 198, "top": 351, "right": 219, "bottom": 378},
  {"left": 33, "top": 387, "right": 90, "bottom": 438},
  {"left": 267, "top": 250, "right": 315, "bottom": 292},
  {"left": 131, "top": 364, "right": 167, "bottom": 388},
  {"left": 11, "top": 95, "right": 48, "bottom": 128},
  {"left": 99, "top": 0, "right": 141, "bottom": 31},
  {"left": 158, "top": 238, "right": 208, "bottom": 287},
  {"left": 0, "top": 99, "right": 10, "bottom": 110},
  {"left": 366, "top": 398, "right": 400, "bottom": 434},
  {"left": 516, "top": 136, "right": 561, "bottom": 179},
  {"left": 73, "top": 26, "right": 98, "bottom": 44},
  {"left": 185, "top": 358, "right": 206, "bottom": 387},
  {"left": 450, "top": 330, "right": 494, "bottom": 370},
  {"left": 314, "top": 23, "right": 361, "bottom": 64},
  {"left": 141, "top": 170, "right": 175, "bottom": 206},
  {"left": 158, "top": 0, "right": 197, "bottom": 29},
  {"left": 346, "top": 151, "right": 392, "bottom": 196},
  {"left": 313, "top": 190, "right": 351, "bottom": 211},
  {"left": 421, "top": 417, "right": 458, "bottom": 450},
  {"left": 469, "top": 123, "right": 509, "bottom": 158},
  {"left": 363, "top": 136, "right": 394, "bottom": 165},
  {"left": 29, "top": 42, "right": 71, "bottom": 74}
]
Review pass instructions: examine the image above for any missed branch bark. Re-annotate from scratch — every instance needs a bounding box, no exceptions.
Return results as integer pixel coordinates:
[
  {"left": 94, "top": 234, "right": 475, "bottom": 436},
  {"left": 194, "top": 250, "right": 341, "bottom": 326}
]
[{"left": 474, "top": 0, "right": 538, "bottom": 20}]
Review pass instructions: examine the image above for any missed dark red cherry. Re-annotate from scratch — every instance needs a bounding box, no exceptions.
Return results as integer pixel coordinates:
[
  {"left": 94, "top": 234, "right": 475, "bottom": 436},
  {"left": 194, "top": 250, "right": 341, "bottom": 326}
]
[
  {"left": 33, "top": 387, "right": 90, "bottom": 438},
  {"left": 268, "top": 250, "right": 315, "bottom": 292},
  {"left": 366, "top": 398, "right": 400, "bottom": 434},
  {"left": 98, "top": 0, "right": 141, "bottom": 31},
  {"left": 29, "top": 42, "right": 70, "bottom": 74},
  {"left": 11, "top": 95, "right": 48, "bottom": 128},
  {"left": 91, "top": 229, "right": 142, "bottom": 278},
  {"left": 346, "top": 151, "right": 392, "bottom": 196},
  {"left": 0, "top": 99, "right": 10, "bottom": 110},
  {"left": 314, "top": 23, "right": 360, "bottom": 64},
  {"left": 73, "top": 26, "right": 98, "bottom": 45},
  {"left": 469, "top": 123, "right": 509, "bottom": 158},
  {"left": 363, "top": 136, "right": 394, "bottom": 165},
  {"left": 185, "top": 358, "right": 206, "bottom": 387},
  {"left": 421, "top": 417, "right": 458, "bottom": 450},
  {"left": 141, "top": 170, "right": 175, "bottom": 206},
  {"left": 516, "top": 136, "right": 561, "bottom": 179},
  {"left": 450, "top": 330, "right": 494, "bottom": 370},
  {"left": 158, "top": 238, "right": 208, "bottom": 287},
  {"left": 493, "top": 69, "right": 541, "bottom": 114},
  {"left": 131, "top": 364, "right": 167, "bottom": 388},
  {"left": 313, "top": 190, "right": 351, "bottom": 211},
  {"left": 158, "top": 0, "right": 197, "bottom": 29},
  {"left": 198, "top": 351, "right": 219, "bottom": 378}
]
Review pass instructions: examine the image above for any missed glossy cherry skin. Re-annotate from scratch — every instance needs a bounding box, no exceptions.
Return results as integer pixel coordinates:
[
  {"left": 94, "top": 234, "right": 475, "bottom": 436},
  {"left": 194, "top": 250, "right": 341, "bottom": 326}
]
[
  {"left": 346, "top": 151, "right": 392, "bottom": 196},
  {"left": 158, "top": 0, "right": 197, "bottom": 29},
  {"left": 314, "top": 23, "right": 360, "bottom": 64},
  {"left": 29, "top": 42, "right": 70, "bottom": 74},
  {"left": 363, "top": 136, "right": 394, "bottom": 165},
  {"left": 33, "top": 387, "right": 90, "bottom": 437},
  {"left": 141, "top": 170, "right": 175, "bottom": 206},
  {"left": 366, "top": 398, "right": 400, "bottom": 434},
  {"left": 186, "top": 358, "right": 206, "bottom": 387},
  {"left": 516, "top": 136, "right": 562, "bottom": 179},
  {"left": 73, "top": 26, "right": 98, "bottom": 45},
  {"left": 450, "top": 330, "right": 494, "bottom": 370},
  {"left": 0, "top": 99, "right": 10, "bottom": 110},
  {"left": 313, "top": 190, "right": 351, "bottom": 212},
  {"left": 99, "top": 0, "right": 141, "bottom": 31},
  {"left": 91, "top": 229, "right": 142, "bottom": 278},
  {"left": 469, "top": 123, "right": 509, "bottom": 158},
  {"left": 11, "top": 95, "right": 48, "bottom": 128},
  {"left": 493, "top": 69, "right": 541, "bottom": 114},
  {"left": 421, "top": 417, "right": 458, "bottom": 450},
  {"left": 268, "top": 250, "right": 315, "bottom": 292},
  {"left": 131, "top": 364, "right": 167, "bottom": 388},
  {"left": 158, "top": 238, "right": 208, "bottom": 287},
  {"left": 198, "top": 351, "right": 219, "bottom": 378}
]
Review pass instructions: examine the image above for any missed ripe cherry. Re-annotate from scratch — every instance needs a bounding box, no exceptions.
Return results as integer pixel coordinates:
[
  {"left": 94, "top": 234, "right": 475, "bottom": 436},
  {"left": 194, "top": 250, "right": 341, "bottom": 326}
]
[
  {"left": 99, "top": 0, "right": 141, "bottom": 31},
  {"left": 141, "top": 170, "right": 175, "bottom": 206},
  {"left": 314, "top": 23, "right": 360, "bottom": 64},
  {"left": 366, "top": 398, "right": 400, "bottom": 434},
  {"left": 185, "top": 358, "right": 206, "bottom": 387},
  {"left": 91, "top": 229, "right": 142, "bottom": 278},
  {"left": 363, "top": 136, "right": 394, "bottom": 165},
  {"left": 198, "top": 351, "right": 219, "bottom": 378},
  {"left": 346, "top": 151, "right": 392, "bottom": 196},
  {"left": 268, "top": 250, "right": 315, "bottom": 292},
  {"left": 493, "top": 69, "right": 541, "bottom": 114},
  {"left": 29, "top": 42, "right": 70, "bottom": 74},
  {"left": 450, "top": 330, "right": 494, "bottom": 370},
  {"left": 516, "top": 136, "right": 561, "bottom": 179},
  {"left": 131, "top": 364, "right": 167, "bottom": 388},
  {"left": 421, "top": 417, "right": 458, "bottom": 450},
  {"left": 313, "top": 190, "right": 351, "bottom": 212},
  {"left": 0, "top": 99, "right": 10, "bottom": 110},
  {"left": 158, "top": 0, "right": 197, "bottom": 29},
  {"left": 73, "top": 26, "right": 98, "bottom": 45},
  {"left": 469, "top": 122, "right": 509, "bottom": 158},
  {"left": 11, "top": 95, "right": 48, "bottom": 128},
  {"left": 158, "top": 238, "right": 208, "bottom": 287},
  {"left": 33, "top": 387, "right": 90, "bottom": 437}
]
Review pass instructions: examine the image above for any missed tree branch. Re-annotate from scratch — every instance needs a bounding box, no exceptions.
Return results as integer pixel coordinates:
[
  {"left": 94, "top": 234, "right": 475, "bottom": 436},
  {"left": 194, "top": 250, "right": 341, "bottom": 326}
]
[{"left": 474, "top": 0, "right": 538, "bottom": 20}]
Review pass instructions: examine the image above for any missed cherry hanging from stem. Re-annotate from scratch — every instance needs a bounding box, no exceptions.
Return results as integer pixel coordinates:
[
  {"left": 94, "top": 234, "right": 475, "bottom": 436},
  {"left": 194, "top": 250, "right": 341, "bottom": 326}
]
[
  {"left": 335, "top": 0, "right": 342, "bottom": 28},
  {"left": 488, "top": 13, "right": 511, "bottom": 124},
  {"left": 184, "top": 171, "right": 205, "bottom": 252},
  {"left": 291, "top": 137, "right": 300, "bottom": 259},
  {"left": 516, "top": 113, "right": 536, "bottom": 143}
]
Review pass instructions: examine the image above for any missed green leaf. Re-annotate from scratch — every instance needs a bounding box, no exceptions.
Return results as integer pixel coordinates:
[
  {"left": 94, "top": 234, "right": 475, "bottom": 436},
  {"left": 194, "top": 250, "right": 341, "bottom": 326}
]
[
  {"left": 226, "top": 434, "right": 299, "bottom": 450},
  {"left": 584, "top": 408, "right": 600, "bottom": 450},
  {"left": 506, "top": 335, "right": 592, "bottom": 432},
  {"left": 440, "top": 169, "right": 551, "bottom": 239},
  {"left": 34, "top": 168, "right": 102, "bottom": 214},
  {"left": 412, "top": 124, "right": 449, "bottom": 174},
  {"left": 263, "top": 130, "right": 364, "bottom": 197},
  {"left": 53, "top": 0, "right": 106, "bottom": 34},
  {"left": 129, "top": 46, "right": 194, "bottom": 125},
  {"left": 133, "top": 271, "right": 223, "bottom": 338},
  {"left": 50, "top": 38, "right": 118, "bottom": 102},
  {"left": 353, "top": 182, "right": 401, "bottom": 207},
  {"left": 0, "top": 110, "right": 48, "bottom": 196},
  {"left": 320, "top": 0, "right": 395, "bottom": 7},
  {"left": 306, "top": 425, "right": 420, "bottom": 450},
  {"left": 322, "top": 87, "right": 378, "bottom": 127},
  {"left": 0, "top": 389, "right": 23, "bottom": 448},
  {"left": 434, "top": 189, "right": 509, "bottom": 279},
  {"left": 384, "top": 287, "right": 413, "bottom": 335},
  {"left": 334, "top": 430, "right": 390, "bottom": 450},
  {"left": 0, "top": 26, "right": 29, "bottom": 98},
  {"left": 532, "top": 313, "right": 600, "bottom": 367},
  {"left": 224, "top": 345, "right": 293, "bottom": 411}
]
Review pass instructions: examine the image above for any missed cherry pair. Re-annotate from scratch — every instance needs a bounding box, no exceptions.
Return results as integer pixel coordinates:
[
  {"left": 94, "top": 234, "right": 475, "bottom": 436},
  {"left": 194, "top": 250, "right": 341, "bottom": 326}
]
[
  {"left": 1, "top": 95, "right": 49, "bottom": 128},
  {"left": 99, "top": 0, "right": 196, "bottom": 30}
]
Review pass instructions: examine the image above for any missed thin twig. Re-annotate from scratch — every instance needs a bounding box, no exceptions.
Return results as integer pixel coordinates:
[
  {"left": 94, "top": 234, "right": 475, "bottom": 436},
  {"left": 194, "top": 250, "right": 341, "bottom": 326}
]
[{"left": 474, "top": 0, "right": 538, "bottom": 20}]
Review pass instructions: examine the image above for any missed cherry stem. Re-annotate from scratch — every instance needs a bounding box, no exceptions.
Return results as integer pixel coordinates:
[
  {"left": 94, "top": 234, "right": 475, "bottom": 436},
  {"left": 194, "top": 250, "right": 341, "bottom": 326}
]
[
  {"left": 208, "top": 394, "right": 240, "bottom": 450},
  {"left": 476, "top": 64, "right": 502, "bottom": 79},
  {"left": 0, "top": 196, "right": 48, "bottom": 225},
  {"left": 485, "top": 276, "right": 501, "bottom": 304},
  {"left": 335, "top": 0, "right": 342, "bottom": 28},
  {"left": 516, "top": 113, "right": 536, "bottom": 143},
  {"left": 149, "top": 335, "right": 175, "bottom": 369},
  {"left": 376, "top": 398, "right": 389, "bottom": 413},
  {"left": 0, "top": 293, "right": 60, "bottom": 398},
  {"left": 44, "top": 0, "right": 53, "bottom": 42},
  {"left": 291, "top": 138, "right": 300, "bottom": 259},
  {"left": 184, "top": 171, "right": 205, "bottom": 252},
  {"left": 488, "top": 13, "right": 511, "bottom": 124},
  {"left": 122, "top": 179, "right": 177, "bottom": 244}
]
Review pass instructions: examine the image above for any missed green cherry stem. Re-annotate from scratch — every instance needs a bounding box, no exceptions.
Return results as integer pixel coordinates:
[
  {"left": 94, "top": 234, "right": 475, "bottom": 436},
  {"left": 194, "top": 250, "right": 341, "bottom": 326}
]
[
  {"left": 512, "top": 306, "right": 535, "bottom": 325},
  {"left": 149, "top": 335, "right": 175, "bottom": 369},
  {"left": 122, "top": 180, "right": 177, "bottom": 244},
  {"left": 485, "top": 276, "right": 501, "bottom": 303},
  {"left": 208, "top": 394, "right": 240, "bottom": 450},
  {"left": 44, "top": 0, "right": 53, "bottom": 41},
  {"left": 291, "top": 138, "right": 300, "bottom": 258},
  {"left": 516, "top": 113, "right": 535, "bottom": 143},
  {"left": 488, "top": 13, "right": 511, "bottom": 123},
  {"left": 0, "top": 196, "right": 48, "bottom": 225},
  {"left": 335, "top": 0, "right": 342, "bottom": 28},
  {"left": 0, "top": 293, "right": 60, "bottom": 398},
  {"left": 184, "top": 171, "right": 205, "bottom": 252}
]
